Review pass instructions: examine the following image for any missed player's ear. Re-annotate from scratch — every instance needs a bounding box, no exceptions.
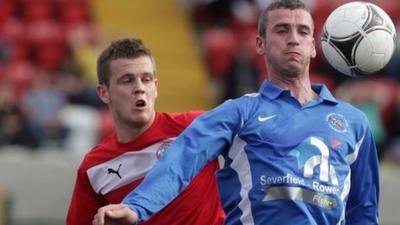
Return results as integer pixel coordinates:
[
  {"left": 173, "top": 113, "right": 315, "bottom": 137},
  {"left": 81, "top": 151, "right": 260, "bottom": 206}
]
[
  {"left": 154, "top": 78, "right": 158, "bottom": 98},
  {"left": 256, "top": 36, "right": 265, "bottom": 55},
  {"left": 311, "top": 38, "right": 316, "bottom": 58},
  {"left": 96, "top": 83, "right": 110, "bottom": 104}
]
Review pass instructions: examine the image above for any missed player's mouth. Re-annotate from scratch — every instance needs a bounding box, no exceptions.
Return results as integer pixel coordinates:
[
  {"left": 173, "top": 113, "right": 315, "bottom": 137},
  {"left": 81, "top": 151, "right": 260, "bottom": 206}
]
[
  {"left": 285, "top": 51, "right": 301, "bottom": 56},
  {"left": 285, "top": 51, "right": 302, "bottom": 62},
  {"left": 135, "top": 99, "right": 147, "bottom": 108}
]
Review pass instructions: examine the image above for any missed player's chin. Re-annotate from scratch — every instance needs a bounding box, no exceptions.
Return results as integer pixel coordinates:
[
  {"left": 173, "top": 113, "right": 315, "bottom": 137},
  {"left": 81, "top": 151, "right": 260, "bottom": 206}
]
[
  {"left": 129, "top": 116, "right": 150, "bottom": 127},
  {"left": 282, "top": 64, "right": 303, "bottom": 77},
  {"left": 285, "top": 54, "right": 303, "bottom": 62}
]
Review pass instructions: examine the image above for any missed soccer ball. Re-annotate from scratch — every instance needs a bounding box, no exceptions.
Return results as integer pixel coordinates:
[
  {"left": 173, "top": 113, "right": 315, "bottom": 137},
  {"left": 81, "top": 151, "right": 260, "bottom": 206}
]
[{"left": 320, "top": 2, "right": 396, "bottom": 77}]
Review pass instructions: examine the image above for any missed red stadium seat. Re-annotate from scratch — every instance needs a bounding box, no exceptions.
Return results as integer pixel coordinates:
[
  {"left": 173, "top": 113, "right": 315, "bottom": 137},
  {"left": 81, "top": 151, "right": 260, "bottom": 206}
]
[
  {"left": 24, "top": 20, "right": 66, "bottom": 71},
  {"left": 203, "top": 27, "right": 238, "bottom": 79},
  {"left": 0, "top": 1, "right": 15, "bottom": 27},
  {"left": 1, "top": 19, "right": 26, "bottom": 43},
  {"left": 26, "top": 20, "right": 65, "bottom": 46},
  {"left": 34, "top": 42, "right": 67, "bottom": 72},
  {"left": 21, "top": 0, "right": 55, "bottom": 22},
  {"left": 58, "top": 0, "right": 91, "bottom": 26},
  {"left": 3, "top": 61, "right": 36, "bottom": 99},
  {"left": 7, "top": 41, "right": 31, "bottom": 63}
]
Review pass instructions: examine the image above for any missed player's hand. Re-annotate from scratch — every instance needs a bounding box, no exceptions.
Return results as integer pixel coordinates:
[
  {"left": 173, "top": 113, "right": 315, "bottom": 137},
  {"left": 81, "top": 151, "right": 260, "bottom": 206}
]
[{"left": 92, "top": 204, "right": 138, "bottom": 225}]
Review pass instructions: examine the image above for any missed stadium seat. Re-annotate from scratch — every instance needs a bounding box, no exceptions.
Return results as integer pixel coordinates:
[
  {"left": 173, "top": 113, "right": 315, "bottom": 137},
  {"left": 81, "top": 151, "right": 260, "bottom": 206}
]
[
  {"left": 58, "top": 0, "right": 90, "bottom": 26},
  {"left": 21, "top": 0, "right": 54, "bottom": 22},
  {"left": 0, "top": 1, "right": 15, "bottom": 27},
  {"left": 203, "top": 27, "right": 238, "bottom": 79},
  {"left": 3, "top": 61, "right": 36, "bottom": 100}
]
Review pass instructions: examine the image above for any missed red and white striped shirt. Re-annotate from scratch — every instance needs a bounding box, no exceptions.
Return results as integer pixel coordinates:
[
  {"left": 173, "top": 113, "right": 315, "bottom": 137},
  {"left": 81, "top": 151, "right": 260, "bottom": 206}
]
[{"left": 67, "top": 112, "right": 225, "bottom": 225}]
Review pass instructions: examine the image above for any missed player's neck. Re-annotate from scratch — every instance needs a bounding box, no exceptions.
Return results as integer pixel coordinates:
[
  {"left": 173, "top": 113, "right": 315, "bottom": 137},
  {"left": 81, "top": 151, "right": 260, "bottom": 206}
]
[
  {"left": 269, "top": 75, "right": 318, "bottom": 106},
  {"left": 115, "top": 114, "right": 156, "bottom": 143}
]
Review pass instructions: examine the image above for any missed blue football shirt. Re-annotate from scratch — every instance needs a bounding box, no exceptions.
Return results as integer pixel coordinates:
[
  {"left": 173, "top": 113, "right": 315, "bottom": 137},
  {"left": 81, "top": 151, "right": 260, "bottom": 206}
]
[{"left": 123, "top": 81, "right": 380, "bottom": 225}]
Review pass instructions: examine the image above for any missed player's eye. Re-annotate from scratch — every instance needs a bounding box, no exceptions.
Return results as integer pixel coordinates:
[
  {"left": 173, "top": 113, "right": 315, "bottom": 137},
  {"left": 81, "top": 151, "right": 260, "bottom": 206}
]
[
  {"left": 124, "top": 78, "right": 133, "bottom": 83},
  {"left": 142, "top": 75, "right": 153, "bottom": 83},
  {"left": 299, "top": 29, "right": 310, "bottom": 35},
  {"left": 118, "top": 76, "right": 134, "bottom": 84},
  {"left": 276, "top": 29, "right": 287, "bottom": 34}
]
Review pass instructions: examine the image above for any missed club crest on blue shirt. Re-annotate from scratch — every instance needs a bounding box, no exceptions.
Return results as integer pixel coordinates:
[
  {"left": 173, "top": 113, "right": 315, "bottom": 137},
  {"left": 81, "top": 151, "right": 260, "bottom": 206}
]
[
  {"left": 326, "top": 113, "right": 348, "bottom": 133},
  {"left": 156, "top": 140, "right": 173, "bottom": 159}
]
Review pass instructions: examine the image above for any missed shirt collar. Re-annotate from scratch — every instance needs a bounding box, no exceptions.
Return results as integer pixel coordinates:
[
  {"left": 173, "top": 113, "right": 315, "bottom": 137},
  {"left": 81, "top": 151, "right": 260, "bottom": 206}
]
[
  {"left": 259, "top": 80, "right": 338, "bottom": 104},
  {"left": 312, "top": 83, "right": 338, "bottom": 104}
]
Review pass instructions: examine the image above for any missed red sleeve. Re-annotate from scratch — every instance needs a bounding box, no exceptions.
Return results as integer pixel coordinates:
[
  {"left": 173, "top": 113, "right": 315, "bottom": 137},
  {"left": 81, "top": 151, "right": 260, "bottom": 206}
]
[
  {"left": 185, "top": 110, "right": 205, "bottom": 123},
  {"left": 66, "top": 165, "right": 107, "bottom": 225}
]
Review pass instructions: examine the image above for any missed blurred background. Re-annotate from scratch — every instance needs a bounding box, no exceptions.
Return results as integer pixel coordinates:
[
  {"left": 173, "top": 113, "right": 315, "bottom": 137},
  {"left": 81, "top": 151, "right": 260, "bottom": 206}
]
[{"left": 0, "top": 0, "right": 399, "bottom": 224}]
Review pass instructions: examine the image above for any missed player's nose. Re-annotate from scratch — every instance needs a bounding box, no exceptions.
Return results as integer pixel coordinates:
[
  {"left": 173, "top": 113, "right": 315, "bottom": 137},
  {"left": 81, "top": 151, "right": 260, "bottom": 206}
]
[
  {"left": 133, "top": 79, "right": 145, "bottom": 94},
  {"left": 287, "top": 30, "right": 300, "bottom": 45}
]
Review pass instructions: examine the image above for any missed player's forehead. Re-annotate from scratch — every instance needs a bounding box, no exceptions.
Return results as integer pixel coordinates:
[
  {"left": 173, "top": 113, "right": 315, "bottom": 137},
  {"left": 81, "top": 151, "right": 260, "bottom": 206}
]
[
  {"left": 267, "top": 8, "right": 313, "bottom": 30},
  {"left": 110, "top": 56, "right": 155, "bottom": 77}
]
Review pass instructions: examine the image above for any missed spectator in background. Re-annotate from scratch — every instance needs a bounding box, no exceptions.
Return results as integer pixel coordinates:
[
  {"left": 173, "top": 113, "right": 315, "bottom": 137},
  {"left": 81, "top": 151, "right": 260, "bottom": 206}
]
[
  {"left": 0, "top": 80, "right": 39, "bottom": 148},
  {"left": 0, "top": 105, "right": 40, "bottom": 148},
  {"left": 384, "top": 85, "right": 400, "bottom": 164},
  {"left": 223, "top": 38, "right": 260, "bottom": 100},
  {"left": 335, "top": 79, "right": 389, "bottom": 160},
  {"left": 20, "top": 70, "right": 69, "bottom": 148},
  {"left": 57, "top": 71, "right": 104, "bottom": 109}
]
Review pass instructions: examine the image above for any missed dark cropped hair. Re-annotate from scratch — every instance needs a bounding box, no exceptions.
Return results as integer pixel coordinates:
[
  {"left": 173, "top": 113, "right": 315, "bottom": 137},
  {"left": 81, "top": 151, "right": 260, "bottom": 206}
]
[
  {"left": 97, "top": 37, "right": 155, "bottom": 86},
  {"left": 257, "top": 0, "right": 311, "bottom": 38}
]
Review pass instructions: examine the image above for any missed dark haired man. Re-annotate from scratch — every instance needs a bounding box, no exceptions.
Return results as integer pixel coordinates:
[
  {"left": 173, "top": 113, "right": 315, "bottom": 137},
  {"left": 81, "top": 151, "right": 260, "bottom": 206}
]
[
  {"left": 94, "top": 1, "right": 379, "bottom": 224},
  {"left": 66, "top": 38, "right": 224, "bottom": 225}
]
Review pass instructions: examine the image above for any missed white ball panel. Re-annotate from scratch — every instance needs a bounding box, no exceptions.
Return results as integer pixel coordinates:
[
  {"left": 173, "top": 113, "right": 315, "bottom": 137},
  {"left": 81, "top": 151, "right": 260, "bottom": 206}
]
[
  {"left": 354, "top": 36, "right": 373, "bottom": 67},
  {"left": 356, "top": 30, "right": 395, "bottom": 73},
  {"left": 325, "top": 2, "right": 368, "bottom": 38},
  {"left": 381, "top": 33, "right": 396, "bottom": 63},
  {"left": 326, "top": 21, "right": 362, "bottom": 38},
  {"left": 358, "top": 53, "right": 385, "bottom": 74},
  {"left": 321, "top": 41, "right": 352, "bottom": 76}
]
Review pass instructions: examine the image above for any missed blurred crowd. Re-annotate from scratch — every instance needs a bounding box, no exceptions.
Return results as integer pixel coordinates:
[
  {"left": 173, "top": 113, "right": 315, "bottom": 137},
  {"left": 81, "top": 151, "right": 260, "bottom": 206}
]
[
  {"left": 186, "top": 0, "right": 400, "bottom": 165},
  {"left": 0, "top": 0, "right": 110, "bottom": 151},
  {"left": 0, "top": 0, "right": 399, "bottom": 166}
]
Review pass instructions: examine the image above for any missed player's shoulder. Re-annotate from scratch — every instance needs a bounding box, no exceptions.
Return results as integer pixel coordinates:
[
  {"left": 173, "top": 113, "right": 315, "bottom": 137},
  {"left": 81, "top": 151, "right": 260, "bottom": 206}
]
[
  {"left": 237, "top": 92, "right": 262, "bottom": 104},
  {"left": 208, "top": 92, "right": 262, "bottom": 125},
  {"left": 242, "top": 92, "right": 260, "bottom": 98},
  {"left": 222, "top": 92, "right": 261, "bottom": 107},
  {"left": 334, "top": 99, "right": 371, "bottom": 128},
  {"left": 160, "top": 111, "right": 205, "bottom": 126},
  {"left": 336, "top": 99, "right": 368, "bottom": 118},
  {"left": 231, "top": 92, "right": 263, "bottom": 111},
  {"left": 78, "top": 132, "right": 117, "bottom": 170}
]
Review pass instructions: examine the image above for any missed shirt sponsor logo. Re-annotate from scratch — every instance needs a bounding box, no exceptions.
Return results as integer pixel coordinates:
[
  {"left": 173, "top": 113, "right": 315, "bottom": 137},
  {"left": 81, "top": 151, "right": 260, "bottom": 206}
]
[
  {"left": 260, "top": 136, "right": 341, "bottom": 208},
  {"left": 263, "top": 186, "right": 337, "bottom": 209},
  {"left": 289, "top": 136, "right": 339, "bottom": 186}
]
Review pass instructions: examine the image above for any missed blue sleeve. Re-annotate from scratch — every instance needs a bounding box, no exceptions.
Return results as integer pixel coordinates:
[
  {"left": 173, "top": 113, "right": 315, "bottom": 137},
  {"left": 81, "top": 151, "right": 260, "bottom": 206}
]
[
  {"left": 122, "top": 99, "right": 243, "bottom": 222},
  {"left": 346, "top": 127, "right": 380, "bottom": 225}
]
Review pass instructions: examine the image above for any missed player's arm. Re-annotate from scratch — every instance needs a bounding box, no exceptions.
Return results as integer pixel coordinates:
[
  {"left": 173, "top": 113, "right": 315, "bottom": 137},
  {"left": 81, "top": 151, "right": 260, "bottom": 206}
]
[
  {"left": 345, "top": 127, "right": 380, "bottom": 225},
  {"left": 122, "top": 99, "right": 244, "bottom": 223},
  {"left": 67, "top": 167, "right": 106, "bottom": 225}
]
